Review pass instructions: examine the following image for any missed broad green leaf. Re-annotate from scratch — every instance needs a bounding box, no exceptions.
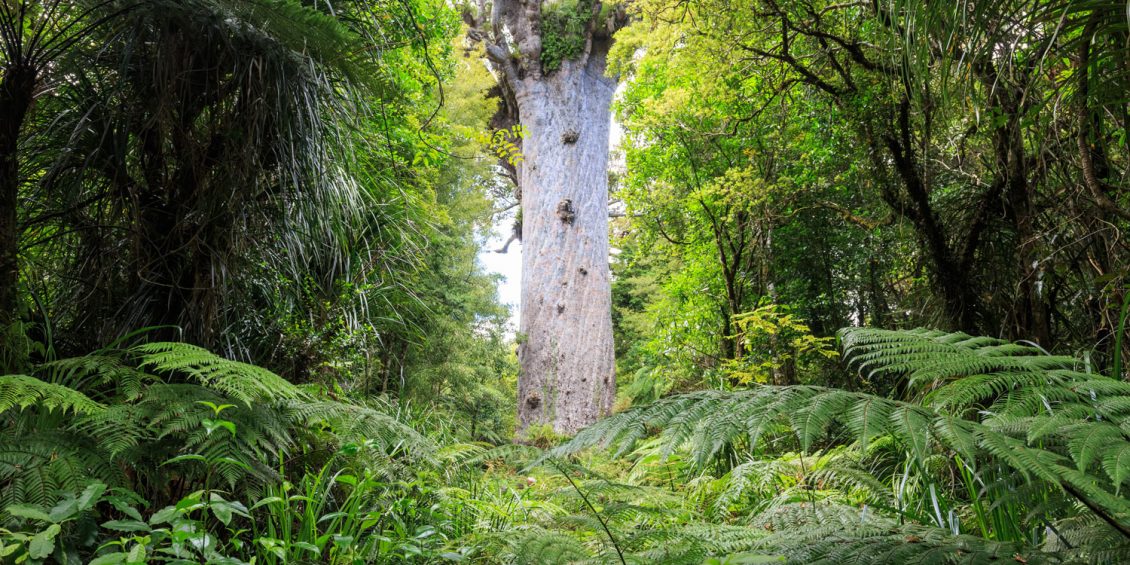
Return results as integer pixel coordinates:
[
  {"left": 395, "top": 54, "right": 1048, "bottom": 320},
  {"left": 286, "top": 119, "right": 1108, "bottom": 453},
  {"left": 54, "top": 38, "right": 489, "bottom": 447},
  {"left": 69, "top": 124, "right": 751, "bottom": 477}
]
[
  {"left": 102, "top": 520, "right": 152, "bottom": 532},
  {"left": 89, "top": 552, "right": 127, "bottom": 565},
  {"left": 149, "top": 506, "right": 179, "bottom": 525},
  {"left": 28, "top": 524, "right": 60, "bottom": 559},
  {"left": 77, "top": 482, "right": 108, "bottom": 511},
  {"left": 291, "top": 541, "right": 321, "bottom": 555},
  {"left": 6, "top": 505, "right": 51, "bottom": 523}
]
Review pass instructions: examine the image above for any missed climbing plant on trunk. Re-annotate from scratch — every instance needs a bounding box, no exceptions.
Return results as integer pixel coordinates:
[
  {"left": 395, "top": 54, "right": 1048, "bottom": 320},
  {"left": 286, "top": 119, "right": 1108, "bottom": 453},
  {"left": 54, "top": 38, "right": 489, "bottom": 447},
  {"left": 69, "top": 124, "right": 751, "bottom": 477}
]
[{"left": 465, "top": 0, "right": 627, "bottom": 434}]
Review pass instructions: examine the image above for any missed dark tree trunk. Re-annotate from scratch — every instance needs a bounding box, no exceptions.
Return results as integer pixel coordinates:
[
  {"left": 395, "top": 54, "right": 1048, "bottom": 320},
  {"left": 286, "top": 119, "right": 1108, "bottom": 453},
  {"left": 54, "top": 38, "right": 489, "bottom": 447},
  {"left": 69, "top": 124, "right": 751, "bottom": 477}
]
[
  {"left": 877, "top": 103, "right": 981, "bottom": 332},
  {"left": 0, "top": 64, "right": 37, "bottom": 371},
  {"left": 867, "top": 256, "right": 890, "bottom": 327},
  {"left": 995, "top": 96, "right": 1050, "bottom": 345}
]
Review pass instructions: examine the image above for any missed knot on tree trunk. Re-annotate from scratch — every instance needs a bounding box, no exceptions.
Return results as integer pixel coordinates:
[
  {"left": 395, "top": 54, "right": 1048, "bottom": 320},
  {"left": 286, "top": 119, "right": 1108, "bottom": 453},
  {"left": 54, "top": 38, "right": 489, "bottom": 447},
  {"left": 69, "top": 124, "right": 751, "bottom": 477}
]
[
  {"left": 556, "top": 199, "right": 575, "bottom": 225},
  {"left": 561, "top": 129, "right": 579, "bottom": 144}
]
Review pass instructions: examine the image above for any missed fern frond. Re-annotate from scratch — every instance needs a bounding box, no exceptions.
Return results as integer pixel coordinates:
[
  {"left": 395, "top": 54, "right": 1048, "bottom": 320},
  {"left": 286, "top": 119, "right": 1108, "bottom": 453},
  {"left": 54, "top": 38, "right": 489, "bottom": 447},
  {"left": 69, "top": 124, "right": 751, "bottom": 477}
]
[
  {"left": 752, "top": 504, "right": 1069, "bottom": 565},
  {"left": 74, "top": 403, "right": 150, "bottom": 457},
  {"left": 505, "top": 526, "right": 593, "bottom": 564},
  {"left": 37, "top": 355, "right": 153, "bottom": 400},
  {"left": 559, "top": 328, "right": 1130, "bottom": 549},
  {"left": 838, "top": 327, "right": 1089, "bottom": 410},
  {"left": 287, "top": 400, "right": 434, "bottom": 458},
  {"left": 131, "top": 342, "right": 304, "bottom": 404},
  {"left": 0, "top": 376, "right": 103, "bottom": 415},
  {"left": 0, "top": 430, "right": 121, "bottom": 511}
]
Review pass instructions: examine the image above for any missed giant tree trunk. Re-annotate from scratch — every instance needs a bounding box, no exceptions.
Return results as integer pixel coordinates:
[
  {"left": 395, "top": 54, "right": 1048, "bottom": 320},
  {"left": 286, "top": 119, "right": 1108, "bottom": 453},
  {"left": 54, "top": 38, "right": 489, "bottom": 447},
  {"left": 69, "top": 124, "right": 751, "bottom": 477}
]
[
  {"left": 514, "top": 48, "right": 617, "bottom": 434},
  {"left": 467, "top": 0, "right": 622, "bottom": 434}
]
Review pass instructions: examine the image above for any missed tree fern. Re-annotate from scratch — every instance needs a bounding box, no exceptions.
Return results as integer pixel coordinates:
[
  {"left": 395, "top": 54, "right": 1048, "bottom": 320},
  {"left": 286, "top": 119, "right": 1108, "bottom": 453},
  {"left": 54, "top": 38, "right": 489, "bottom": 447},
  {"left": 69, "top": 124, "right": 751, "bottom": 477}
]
[
  {"left": 0, "top": 430, "right": 121, "bottom": 510},
  {"left": 555, "top": 328, "right": 1130, "bottom": 559},
  {"left": 750, "top": 503, "right": 1079, "bottom": 564},
  {"left": 287, "top": 399, "right": 432, "bottom": 457},
  {"left": 37, "top": 355, "right": 153, "bottom": 401},
  {"left": 496, "top": 520, "right": 773, "bottom": 564},
  {"left": 131, "top": 342, "right": 305, "bottom": 405},
  {"left": 1, "top": 341, "right": 432, "bottom": 511},
  {"left": 505, "top": 527, "right": 592, "bottom": 564},
  {"left": 0, "top": 376, "right": 102, "bottom": 415},
  {"left": 700, "top": 447, "right": 896, "bottom": 522}
]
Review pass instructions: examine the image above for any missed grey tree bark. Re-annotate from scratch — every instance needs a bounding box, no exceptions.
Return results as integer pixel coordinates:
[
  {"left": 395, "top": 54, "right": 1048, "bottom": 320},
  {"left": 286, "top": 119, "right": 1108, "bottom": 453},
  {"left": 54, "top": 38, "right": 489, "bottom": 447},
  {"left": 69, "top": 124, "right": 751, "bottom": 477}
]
[{"left": 467, "top": 0, "right": 622, "bottom": 434}]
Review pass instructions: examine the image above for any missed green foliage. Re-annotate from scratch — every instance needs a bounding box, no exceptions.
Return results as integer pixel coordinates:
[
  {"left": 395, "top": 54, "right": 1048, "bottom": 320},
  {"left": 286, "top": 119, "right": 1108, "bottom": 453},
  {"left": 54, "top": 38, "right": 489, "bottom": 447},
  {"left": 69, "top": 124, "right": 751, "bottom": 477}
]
[
  {"left": 609, "top": 0, "right": 1130, "bottom": 388},
  {"left": 3, "top": 0, "right": 1130, "bottom": 562},
  {"left": 2, "top": 2, "right": 511, "bottom": 563},
  {"left": 250, "top": 448, "right": 459, "bottom": 563},
  {"left": 555, "top": 328, "right": 1130, "bottom": 562},
  {"left": 132, "top": 343, "right": 303, "bottom": 406},
  {"left": 0, "top": 342, "right": 432, "bottom": 513},
  {"left": 443, "top": 450, "right": 778, "bottom": 564},
  {"left": 524, "top": 423, "right": 567, "bottom": 449},
  {"left": 750, "top": 504, "right": 1069, "bottom": 565},
  {"left": 726, "top": 303, "right": 838, "bottom": 385},
  {"left": 0, "top": 482, "right": 108, "bottom": 564},
  {"left": 0, "top": 342, "right": 466, "bottom": 563},
  {"left": 3, "top": 0, "right": 501, "bottom": 402},
  {"left": 478, "top": 124, "right": 529, "bottom": 166},
  {"left": 0, "top": 376, "right": 101, "bottom": 415},
  {"left": 539, "top": 0, "right": 595, "bottom": 72}
]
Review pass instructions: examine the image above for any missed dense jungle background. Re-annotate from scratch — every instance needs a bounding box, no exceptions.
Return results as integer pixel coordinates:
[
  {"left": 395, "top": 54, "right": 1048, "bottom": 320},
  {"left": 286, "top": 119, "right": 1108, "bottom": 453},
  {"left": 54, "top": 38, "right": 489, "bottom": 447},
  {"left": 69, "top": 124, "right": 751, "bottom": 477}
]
[{"left": 1, "top": 0, "right": 1129, "bottom": 563}]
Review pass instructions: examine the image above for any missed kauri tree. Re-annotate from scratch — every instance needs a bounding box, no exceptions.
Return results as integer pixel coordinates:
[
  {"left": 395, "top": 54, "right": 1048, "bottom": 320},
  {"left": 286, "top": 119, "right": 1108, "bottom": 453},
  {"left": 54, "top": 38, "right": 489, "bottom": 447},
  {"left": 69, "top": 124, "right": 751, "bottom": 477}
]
[{"left": 464, "top": 0, "right": 628, "bottom": 434}]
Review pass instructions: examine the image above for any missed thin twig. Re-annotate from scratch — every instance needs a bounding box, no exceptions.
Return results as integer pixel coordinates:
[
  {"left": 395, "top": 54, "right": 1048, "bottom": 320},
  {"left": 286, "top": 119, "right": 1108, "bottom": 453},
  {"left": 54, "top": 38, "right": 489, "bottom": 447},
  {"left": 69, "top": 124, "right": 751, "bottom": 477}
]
[{"left": 552, "top": 459, "right": 627, "bottom": 565}]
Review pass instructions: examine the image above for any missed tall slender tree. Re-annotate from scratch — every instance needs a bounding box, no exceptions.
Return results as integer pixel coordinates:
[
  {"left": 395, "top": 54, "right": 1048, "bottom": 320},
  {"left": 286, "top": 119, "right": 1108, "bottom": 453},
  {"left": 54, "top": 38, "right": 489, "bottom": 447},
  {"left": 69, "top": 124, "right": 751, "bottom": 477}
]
[
  {"left": 0, "top": 0, "right": 120, "bottom": 371},
  {"left": 465, "top": 0, "right": 627, "bottom": 433}
]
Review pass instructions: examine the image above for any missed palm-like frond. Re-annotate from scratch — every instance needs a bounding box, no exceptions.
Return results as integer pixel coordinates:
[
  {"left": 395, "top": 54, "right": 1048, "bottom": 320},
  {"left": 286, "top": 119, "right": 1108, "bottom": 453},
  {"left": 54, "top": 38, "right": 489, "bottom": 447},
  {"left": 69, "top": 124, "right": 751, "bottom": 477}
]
[
  {"left": 131, "top": 342, "right": 304, "bottom": 405},
  {"left": 287, "top": 399, "right": 434, "bottom": 457},
  {"left": 0, "top": 429, "right": 121, "bottom": 511},
  {"left": 38, "top": 355, "right": 153, "bottom": 401},
  {"left": 556, "top": 328, "right": 1130, "bottom": 557},
  {"left": 752, "top": 504, "right": 1078, "bottom": 565},
  {"left": 497, "top": 521, "right": 772, "bottom": 565},
  {"left": 0, "top": 375, "right": 102, "bottom": 414},
  {"left": 1, "top": 341, "right": 431, "bottom": 508}
]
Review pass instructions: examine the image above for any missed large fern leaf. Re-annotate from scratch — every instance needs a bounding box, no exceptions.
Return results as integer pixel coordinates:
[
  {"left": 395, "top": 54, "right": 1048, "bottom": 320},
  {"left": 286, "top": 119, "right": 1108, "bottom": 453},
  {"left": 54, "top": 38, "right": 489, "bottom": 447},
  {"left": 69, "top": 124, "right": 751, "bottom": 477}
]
[
  {"left": 131, "top": 342, "right": 304, "bottom": 404},
  {"left": 0, "top": 376, "right": 102, "bottom": 415},
  {"left": 751, "top": 504, "right": 1080, "bottom": 564},
  {"left": 556, "top": 328, "right": 1130, "bottom": 553}
]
